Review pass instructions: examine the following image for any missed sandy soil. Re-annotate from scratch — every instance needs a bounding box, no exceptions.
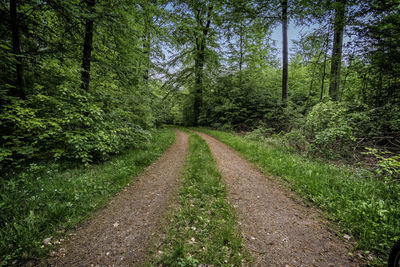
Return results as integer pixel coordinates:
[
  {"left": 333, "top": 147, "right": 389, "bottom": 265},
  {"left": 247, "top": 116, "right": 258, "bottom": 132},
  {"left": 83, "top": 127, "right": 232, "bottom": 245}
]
[
  {"left": 196, "top": 131, "right": 361, "bottom": 267},
  {"left": 45, "top": 129, "right": 188, "bottom": 266}
]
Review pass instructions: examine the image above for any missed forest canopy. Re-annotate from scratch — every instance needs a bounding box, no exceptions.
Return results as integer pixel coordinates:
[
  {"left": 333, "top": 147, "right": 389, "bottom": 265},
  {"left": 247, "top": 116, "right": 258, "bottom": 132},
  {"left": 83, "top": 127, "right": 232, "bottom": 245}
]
[
  {"left": 1, "top": 0, "right": 400, "bottom": 265},
  {"left": 1, "top": 0, "right": 399, "bottom": 171}
]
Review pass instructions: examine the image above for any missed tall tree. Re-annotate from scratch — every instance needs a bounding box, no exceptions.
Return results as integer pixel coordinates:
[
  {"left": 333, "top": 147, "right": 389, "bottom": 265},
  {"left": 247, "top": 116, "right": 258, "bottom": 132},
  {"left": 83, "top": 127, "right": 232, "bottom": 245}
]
[
  {"left": 193, "top": 4, "right": 213, "bottom": 125},
  {"left": 9, "top": 0, "right": 25, "bottom": 98},
  {"left": 81, "top": 0, "right": 95, "bottom": 91},
  {"left": 281, "top": 0, "right": 288, "bottom": 102},
  {"left": 140, "top": 0, "right": 154, "bottom": 81},
  {"left": 329, "top": 0, "right": 346, "bottom": 101}
]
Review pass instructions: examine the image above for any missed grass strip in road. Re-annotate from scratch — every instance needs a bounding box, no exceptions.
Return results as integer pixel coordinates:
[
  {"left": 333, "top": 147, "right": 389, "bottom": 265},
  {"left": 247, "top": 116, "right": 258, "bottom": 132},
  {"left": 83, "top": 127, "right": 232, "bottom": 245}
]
[
  {"left": 152, "top": 131, "right": 250, "bottom": 266},
  {"left": 0, "top": 128, "right": 176, "bottom": 265},
  {"left": 197, "top": 128, "right": 400, "bottom": 265}
]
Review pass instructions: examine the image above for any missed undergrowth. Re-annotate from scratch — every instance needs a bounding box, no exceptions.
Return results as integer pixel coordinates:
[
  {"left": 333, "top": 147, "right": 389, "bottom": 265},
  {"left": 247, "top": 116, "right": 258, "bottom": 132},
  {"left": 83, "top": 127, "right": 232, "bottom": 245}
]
[
  {"left": 198, "top": 128, "right": 400, "bottom": 265},
  {"left": 152, "top": 131, "right": 250, "bottom": 266},
  {"left": 0, "top": 128, "right": 176, "bottom": 265}
]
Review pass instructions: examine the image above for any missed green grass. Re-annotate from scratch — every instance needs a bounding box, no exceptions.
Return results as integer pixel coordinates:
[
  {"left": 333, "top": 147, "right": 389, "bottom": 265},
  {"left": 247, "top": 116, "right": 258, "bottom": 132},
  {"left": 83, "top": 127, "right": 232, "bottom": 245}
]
[
  {"left": 197, "top": 128, "right": 400, "bottom": 265},
  {"left": 0, "top": 128, "right": 176, "bottom": 265},
  {"left": 152, "top": 131, "right": 250, "bottom": 266}
]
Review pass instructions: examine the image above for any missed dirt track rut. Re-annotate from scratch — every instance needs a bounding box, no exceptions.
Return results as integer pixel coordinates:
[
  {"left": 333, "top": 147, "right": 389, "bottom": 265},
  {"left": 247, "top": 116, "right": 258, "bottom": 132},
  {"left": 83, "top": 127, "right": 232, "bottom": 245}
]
[
  {"left": 47, "top": 129, "right": 188, "bottom": 266},
  {"left": 197, "top": 131, "right": 359, "bottom": 266}
]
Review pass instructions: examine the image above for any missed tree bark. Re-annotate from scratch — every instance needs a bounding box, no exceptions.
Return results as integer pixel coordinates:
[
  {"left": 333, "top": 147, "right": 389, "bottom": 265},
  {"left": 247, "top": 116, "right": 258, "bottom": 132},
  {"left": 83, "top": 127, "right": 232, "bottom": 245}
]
[
  {"left": 193, "top": 54, "right": 204, "bottom": 126},
  {"left": 305, "top": 45, "right": 324, "bottom": 111},
  {"left": 142, "top": 2, "right": 153, "bottom": 81},
  {"left": 239, "top": 25, "right": 243, "bottom": 73},
  {"left": 320, "top": 35, "right": 329, "bottom": 101},
  {"left": 143, "top": 26, "right": 151, "bottom": 81},
  {"left": 281, "top": 0, "right": 288, "bottom": 102},
  {"left": 81, "top": 0, "right": 95, "bottom": 91},
  {"left": 329, "top": 0, "right": 346, "bottom": 101},
  {"left": 340, "top": 56, "right": 352, "bottom": 101},
  {"left": 320, "top": 52, "right": 328, "bottom": 101},
  {"left": 193, "top": 5, "right": 213, "bottom": 126},
  {"left": 239, "top": 24, "right": 244, "bottom": 84},
  {"left": 10, "top": 0, "right": 25, "bottom": 98}
]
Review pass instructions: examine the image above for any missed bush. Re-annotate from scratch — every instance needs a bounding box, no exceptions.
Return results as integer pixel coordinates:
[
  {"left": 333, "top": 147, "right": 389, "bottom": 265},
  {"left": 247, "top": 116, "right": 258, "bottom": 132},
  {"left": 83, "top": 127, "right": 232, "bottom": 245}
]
[
  {"left": 245, "top": 124, "right": 275, "bottom": 141},
  {"left": 364, "top": 147, "right": 400, "bottom": 181},
  {"left": 284, "top": 129, "right": 310, "bottom": 154},
  {"left": 0, "top": 84, "right": 152, "bottom": 173},
  {"left": 304, "top": 101, "right": 355, "bottom": 158},
  {"left": 347, "top": 103, "right": 400, "bottom": 139}
]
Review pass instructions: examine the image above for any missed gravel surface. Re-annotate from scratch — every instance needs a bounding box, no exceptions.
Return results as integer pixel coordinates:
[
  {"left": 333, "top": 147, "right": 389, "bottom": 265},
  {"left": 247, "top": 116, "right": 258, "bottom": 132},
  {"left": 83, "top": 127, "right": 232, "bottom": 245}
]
[
  {"left": 46, "top": 129, "right": 188, "bottom": 266},
  {"left": 197, "top": 131, "right": 361, "bottom": 267}
]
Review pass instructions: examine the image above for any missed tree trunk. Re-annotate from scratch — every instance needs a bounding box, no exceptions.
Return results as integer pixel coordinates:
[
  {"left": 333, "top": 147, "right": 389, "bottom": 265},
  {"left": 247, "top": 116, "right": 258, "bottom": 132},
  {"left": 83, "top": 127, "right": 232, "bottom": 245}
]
[
  {"left": 81, "top": 0, "right": 95, "bottom": 91},
  {"left": 320, "top": 35, "right": 329, "bottom": 101},
  {"left": 238, "top": 24, "right": 244, "bottom": 84},
  {"left": 340, "top": 56, "right": 352, "bottom": 101},
  {"left": 10, "top": 0, "right": 25, "bottom": 98},
  {"left": 305, "top": 46, "right": 324, "bottom": 111},
  {"left": 143, "top": 29, "right": 151, "bottom": 81},
  {"left": 193, "top": 5, "right": 213, "bottom": 126},
  {"left": 329, "top": 0, "right": 346, "bottom": 101},
  {"left": 193, "top": 56, "right": 204, "bottom": 126},
  {"left": 281, "top": 0, "right": 288, "bottom": 102},
  {"left": 320, "top": 53, "right": 328, "bottom": 101},
  {"left": 239, "top": 25, "right": 243, "bottom": 73},
  {"left": 142, "top": 3, "right": 152, "bottom": 81},
  {"left": 194, "top": 34, "right": 205, "bottom": 126}
]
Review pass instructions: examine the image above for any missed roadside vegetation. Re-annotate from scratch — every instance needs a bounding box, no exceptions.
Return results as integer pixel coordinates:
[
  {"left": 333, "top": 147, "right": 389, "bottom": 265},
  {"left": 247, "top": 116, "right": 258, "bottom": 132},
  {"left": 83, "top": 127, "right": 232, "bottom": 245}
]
[
  {"left": 198, "top": 128, "right": 400, "bottom": 265},
  {"left": 152, "top": 131, "right": 250, "bottom": 266},
  {"left": 0, "top": 128, "right": 175, "bottom": 265},
  {"left": 2, "top": 0, "right": 399, "bottom": 265}
]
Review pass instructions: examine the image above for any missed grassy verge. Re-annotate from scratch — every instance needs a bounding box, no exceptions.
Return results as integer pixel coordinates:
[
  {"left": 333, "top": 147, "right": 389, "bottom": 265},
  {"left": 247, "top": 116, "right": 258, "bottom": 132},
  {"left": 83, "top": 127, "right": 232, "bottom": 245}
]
[
  {"left": 152, "top": 131, "right": 250, "bottom": 266},
  {"left": 197, "top": 128, "right": 400, "bottom": 265},
  {"left": 0, "top": 128, "right": 176, "bottom": 265}
]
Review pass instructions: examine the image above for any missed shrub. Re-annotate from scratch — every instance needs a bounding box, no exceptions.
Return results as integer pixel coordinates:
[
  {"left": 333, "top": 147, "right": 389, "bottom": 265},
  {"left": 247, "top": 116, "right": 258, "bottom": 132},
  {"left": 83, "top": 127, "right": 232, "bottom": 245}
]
[
  {"left": 0, "top": 84, "right": 152, "bottom": 173},
  {"left": 364, "top": 147, "right": 400, "bottom": 181},
  {"left": 305, "top": 101, "right": 355, "bottom": 158},
  {"left": 284, "top": 129, "right": 310, "bottom": 154},
  {"left": 244, "top": 125, "right": 275, "bottom": 141}
]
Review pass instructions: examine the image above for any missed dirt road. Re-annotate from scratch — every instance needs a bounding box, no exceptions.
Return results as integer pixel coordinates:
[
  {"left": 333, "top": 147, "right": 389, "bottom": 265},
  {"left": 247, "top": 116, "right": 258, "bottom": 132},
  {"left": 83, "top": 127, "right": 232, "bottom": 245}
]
[
  {"left": 47, "top": 130, "right": 188, "bottom": 266},
  {"left": 197, "top": 131, "right": 359, "bottom": 266}
]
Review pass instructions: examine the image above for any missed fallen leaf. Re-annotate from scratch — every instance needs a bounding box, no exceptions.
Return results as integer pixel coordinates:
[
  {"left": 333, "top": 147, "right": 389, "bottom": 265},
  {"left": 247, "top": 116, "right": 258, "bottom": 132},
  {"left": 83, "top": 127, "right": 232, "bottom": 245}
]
[{"left": 43, "top": 237, "right": 52, "bottom": 245}]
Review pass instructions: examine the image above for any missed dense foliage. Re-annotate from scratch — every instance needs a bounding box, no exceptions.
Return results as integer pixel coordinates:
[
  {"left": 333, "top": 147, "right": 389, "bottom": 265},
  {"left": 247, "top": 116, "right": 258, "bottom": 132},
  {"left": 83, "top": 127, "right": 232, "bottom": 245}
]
[
  {"left": 2, "top": 0, "right": 398, "bottom": 170},
  {"left": 0, "top": 0, "right": 168, "bottom": 173},
  {"left": 1, "top": 0, "right": 399, "bottom": 264},
  {"left": 163, "top": 0, "right": 400, "bottom": 163}
]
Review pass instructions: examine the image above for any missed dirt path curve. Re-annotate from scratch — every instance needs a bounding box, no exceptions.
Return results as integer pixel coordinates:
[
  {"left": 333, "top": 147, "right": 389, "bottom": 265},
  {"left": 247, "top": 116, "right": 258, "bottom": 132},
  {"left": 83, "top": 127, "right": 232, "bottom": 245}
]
[
  {"left": 196, "top": 132, "right": 360, "bottom": 267},
  {"left": 47, "top": 129, "right": 188, "bottom": 266}
]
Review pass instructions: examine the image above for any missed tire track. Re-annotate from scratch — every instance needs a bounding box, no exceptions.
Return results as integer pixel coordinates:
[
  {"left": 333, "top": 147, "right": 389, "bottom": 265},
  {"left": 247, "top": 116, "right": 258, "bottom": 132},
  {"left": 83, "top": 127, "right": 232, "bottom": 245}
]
[
  {"left": 197, "top": 131, "right": 359, "bottom": 266},
  {"left": 47, "top": 129, "right": 188, "bottom": 266}
]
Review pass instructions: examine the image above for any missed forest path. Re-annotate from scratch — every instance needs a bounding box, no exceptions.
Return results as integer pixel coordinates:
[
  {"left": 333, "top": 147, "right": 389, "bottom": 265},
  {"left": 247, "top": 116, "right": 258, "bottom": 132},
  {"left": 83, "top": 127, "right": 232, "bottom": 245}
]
[
  {"left": 47, "top": 129, "right": 188, "bottom": 266},
  {"left": 196, "top": 131, "right": 360, "bottom": 266}
]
